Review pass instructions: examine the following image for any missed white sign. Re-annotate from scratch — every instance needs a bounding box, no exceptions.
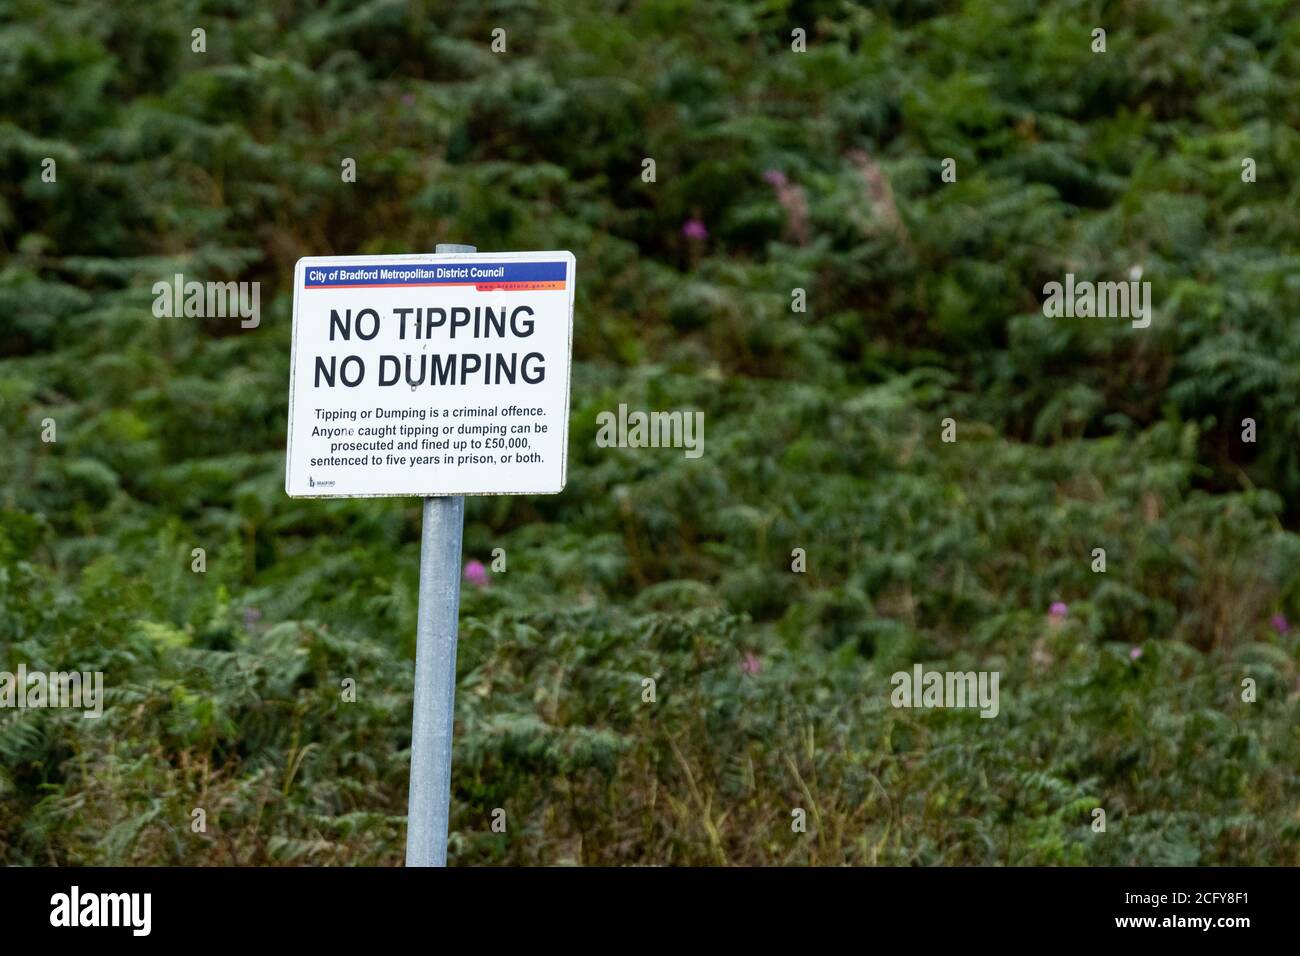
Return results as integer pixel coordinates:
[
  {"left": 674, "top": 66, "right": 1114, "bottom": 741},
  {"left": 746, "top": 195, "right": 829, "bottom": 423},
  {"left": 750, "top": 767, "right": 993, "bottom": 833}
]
[{"left": 285, "top": 251, "right": 575, "bottom": 497}]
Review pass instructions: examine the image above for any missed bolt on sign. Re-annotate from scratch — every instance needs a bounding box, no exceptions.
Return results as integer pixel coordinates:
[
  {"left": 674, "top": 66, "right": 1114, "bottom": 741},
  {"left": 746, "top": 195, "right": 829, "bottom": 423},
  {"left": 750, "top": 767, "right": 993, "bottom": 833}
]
[{"left": 285, "top": 252, "right": 576, "bottom": 497}]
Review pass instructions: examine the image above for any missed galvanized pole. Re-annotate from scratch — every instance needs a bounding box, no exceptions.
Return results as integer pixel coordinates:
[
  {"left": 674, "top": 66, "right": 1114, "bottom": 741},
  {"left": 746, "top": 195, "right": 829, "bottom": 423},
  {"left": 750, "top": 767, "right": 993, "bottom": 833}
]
[{"left": 405, "top": 242, "right": 475, "bottom": 867}]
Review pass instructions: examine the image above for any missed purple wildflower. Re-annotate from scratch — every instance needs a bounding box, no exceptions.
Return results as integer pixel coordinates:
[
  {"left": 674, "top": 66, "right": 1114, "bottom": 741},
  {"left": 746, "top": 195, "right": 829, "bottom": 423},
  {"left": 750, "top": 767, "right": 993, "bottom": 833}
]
[
  {"left": 681, "top": 218, "right": 708, "bottom": 241},
  {"left": 741, "top": 652, "right": 761, "bottom": 675},
  {"left": 463, "top": 560, "right": 489, "bottom": 588},
  {"left": 1271, "top": 614, "right": 1289, "bottom": 635}
]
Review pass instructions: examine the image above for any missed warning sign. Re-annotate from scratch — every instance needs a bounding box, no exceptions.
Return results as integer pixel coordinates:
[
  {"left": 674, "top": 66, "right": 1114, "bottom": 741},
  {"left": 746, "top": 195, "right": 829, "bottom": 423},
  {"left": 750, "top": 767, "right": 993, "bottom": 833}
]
[{"left": 285, "top": 251, "right": 575, "bottom": 497}]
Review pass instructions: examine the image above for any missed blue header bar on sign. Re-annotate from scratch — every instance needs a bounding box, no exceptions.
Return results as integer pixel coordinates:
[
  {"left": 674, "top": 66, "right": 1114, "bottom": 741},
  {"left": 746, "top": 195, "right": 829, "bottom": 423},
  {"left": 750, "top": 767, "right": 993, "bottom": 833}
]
[{"left": 304, "top": 261, "right": 567, "bottom": 289}]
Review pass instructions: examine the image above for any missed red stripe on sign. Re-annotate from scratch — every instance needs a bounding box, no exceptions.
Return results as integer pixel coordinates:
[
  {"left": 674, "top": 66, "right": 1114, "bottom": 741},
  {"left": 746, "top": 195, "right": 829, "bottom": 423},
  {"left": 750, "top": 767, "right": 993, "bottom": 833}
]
[{"left": 473, "top": 281, "right": 567, "bottom": 290}]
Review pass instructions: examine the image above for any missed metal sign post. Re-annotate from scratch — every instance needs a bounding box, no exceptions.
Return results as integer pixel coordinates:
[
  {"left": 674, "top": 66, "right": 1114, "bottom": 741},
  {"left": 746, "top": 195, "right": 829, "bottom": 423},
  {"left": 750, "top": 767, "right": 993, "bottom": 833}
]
[{"left": 405, "top": 242, "right": 474, "bottom": 867}]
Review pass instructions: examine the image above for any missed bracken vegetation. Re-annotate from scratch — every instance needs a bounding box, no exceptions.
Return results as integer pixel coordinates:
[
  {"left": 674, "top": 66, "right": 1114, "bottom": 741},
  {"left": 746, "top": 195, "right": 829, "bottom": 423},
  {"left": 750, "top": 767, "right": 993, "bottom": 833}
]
[{"left": 1, "top": 0, "right": 1298, "bottom": 865}]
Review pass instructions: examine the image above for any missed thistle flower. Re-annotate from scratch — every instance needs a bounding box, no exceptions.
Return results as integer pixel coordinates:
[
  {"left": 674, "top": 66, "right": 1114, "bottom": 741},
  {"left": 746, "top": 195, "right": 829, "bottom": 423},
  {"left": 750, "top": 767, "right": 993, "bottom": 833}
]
[
  {"left": 463, "top": 559, "right": 489, "bottom": 588},
  {"left": 681, "top": 218, "right": 708, "bottom": 241}
]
